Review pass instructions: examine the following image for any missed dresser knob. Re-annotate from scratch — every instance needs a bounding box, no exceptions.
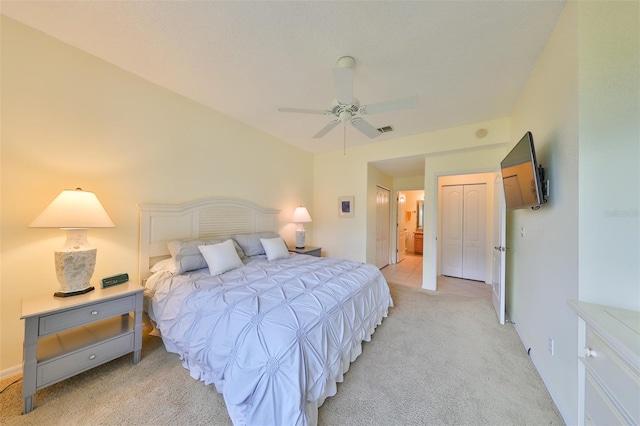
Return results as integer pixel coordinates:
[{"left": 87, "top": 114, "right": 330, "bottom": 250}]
[
  {"left": 91, "top": 311, "right": 98, "bottom": 316},
  {"left": 585, "top": 347, "right": 596, "bottom": 358},
  {"left": 88, "top": 354, "right": 96, "bottom": 360}
]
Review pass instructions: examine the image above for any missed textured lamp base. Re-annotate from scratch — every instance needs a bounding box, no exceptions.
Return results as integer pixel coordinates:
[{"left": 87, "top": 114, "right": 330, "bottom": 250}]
[
  {"left": 54, "top": 286, "right": 95, "bottom": 298},
  {"left": 54, "top": 236, "right": 97, "bottom": 298},
  {"left": 295, "top": 229, "right": 306, "bottom": 249}
]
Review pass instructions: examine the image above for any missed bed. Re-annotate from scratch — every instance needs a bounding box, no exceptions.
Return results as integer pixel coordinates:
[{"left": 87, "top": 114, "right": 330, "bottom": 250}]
[{"left": 139, "top": 197, "right": 393, "bottom": 426}]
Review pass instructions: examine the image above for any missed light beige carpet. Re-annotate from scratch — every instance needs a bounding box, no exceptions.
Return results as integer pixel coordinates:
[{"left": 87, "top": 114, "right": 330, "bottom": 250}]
[{"left": 0, "top": 283, "right": 564, "bottom": 425}]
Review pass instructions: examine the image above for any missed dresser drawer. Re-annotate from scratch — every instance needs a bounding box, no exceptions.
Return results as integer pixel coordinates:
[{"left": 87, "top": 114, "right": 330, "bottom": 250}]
[
  {"left": 585, "top": 328, "right": 640, "bottom": 424},
  {"left": 39, "top": 296, "right": 136, "bottom": 335},
  {"left": 585, "top": 372, "right": 628, "bottom": 425},
  {"left": 36, "top": 332, "right": 134, "bottom": 388}
]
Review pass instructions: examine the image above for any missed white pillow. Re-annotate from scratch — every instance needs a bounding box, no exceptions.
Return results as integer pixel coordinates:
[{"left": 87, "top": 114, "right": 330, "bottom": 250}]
[
  {"left": 168, "top": 238, "right": 246, "bottom": 274},
  {"left": 260, "top": 237, "right": 290, "bottom": 261},
  {"left": 198, "top": 239, "right": 244, "bottom": 275},
  {"left": 149, "top": 258, "right": 177, "bottom": 274}
]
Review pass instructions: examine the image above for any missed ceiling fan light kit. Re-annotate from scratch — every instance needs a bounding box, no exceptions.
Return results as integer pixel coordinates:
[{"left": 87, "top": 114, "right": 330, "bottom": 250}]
[{"left": 278, "top": 56, "right": 418, "bottom": 143}]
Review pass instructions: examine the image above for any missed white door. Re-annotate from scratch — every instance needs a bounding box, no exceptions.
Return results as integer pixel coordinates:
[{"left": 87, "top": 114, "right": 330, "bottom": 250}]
[
  {"left": 441, "top": 186, "right": 464, "bottom": 277},
  {"left": 462, "top": 184, "right": 486, "bottom": 281},
  {"left": 376, "top": 186, "right": 390, "bottom": 269},
  {"left": 397, "top": 192, "right": 407, "bottom": 263},
  {"left": 441, "top": 184, "right": 487, "bottom": 281},
  {"left": 492, "top": 174, "right": 507, "bottom": 324}
]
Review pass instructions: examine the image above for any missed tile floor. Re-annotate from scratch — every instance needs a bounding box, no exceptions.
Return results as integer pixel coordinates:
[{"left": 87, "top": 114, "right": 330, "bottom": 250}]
[{"left": 381, "top": 253, "right": 492, "bottom": 299}]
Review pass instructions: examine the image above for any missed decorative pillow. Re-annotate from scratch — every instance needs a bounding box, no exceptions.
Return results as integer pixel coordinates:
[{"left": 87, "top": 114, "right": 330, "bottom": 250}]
[
  {"left": 168, "top": 240, "right": 207, "bottom": 274},
  {"left": 149, "top": 258, "right": 177, "bottom": 274},
  {"left": 260, "top": 237, "right": 290, "bottom": 261},
  {"left": 198, "top": 239, "right": 244, "bottom": 276},
  {"left": 168, "top": 238, "right": 246, "bottom": 274},
  {"left": 233, "top": 232, "right": 280, "bottom": 257}
]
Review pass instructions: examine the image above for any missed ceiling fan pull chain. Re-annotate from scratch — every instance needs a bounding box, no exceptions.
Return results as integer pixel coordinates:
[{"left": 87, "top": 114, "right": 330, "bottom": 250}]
[{"left": 343, "top": 121, "right": 347, "bottom": 155}]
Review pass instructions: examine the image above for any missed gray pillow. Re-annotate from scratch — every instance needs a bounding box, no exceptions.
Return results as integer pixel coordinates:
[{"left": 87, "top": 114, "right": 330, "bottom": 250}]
[{"left": 232, "top": 232, "right": 280, "bottom": 257}]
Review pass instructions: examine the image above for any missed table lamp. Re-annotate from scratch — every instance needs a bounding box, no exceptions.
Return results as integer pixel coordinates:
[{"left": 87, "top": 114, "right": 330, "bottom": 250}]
[
  {"left": 29, "top": 188, "right": 115, "bottom": 297},
  {"left": 291, "top": 206, "right": 312, "bottom": 249}
]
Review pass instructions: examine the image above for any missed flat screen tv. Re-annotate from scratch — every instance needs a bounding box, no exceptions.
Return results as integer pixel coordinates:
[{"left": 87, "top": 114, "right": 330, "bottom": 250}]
[{"left": 500, "top": 131, "right": 546, "bottom": 210}]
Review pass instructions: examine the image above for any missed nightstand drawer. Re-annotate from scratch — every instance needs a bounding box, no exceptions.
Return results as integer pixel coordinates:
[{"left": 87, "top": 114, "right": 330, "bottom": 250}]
[
  {"left": 39, "top": 296, "right": 136, "bottom": 336},
  {"left": 36, "top": 332, "right": 134, "bottom": 388}
]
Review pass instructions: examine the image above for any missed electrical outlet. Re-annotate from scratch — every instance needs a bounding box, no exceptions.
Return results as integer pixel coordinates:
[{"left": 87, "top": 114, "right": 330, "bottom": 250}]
[{"left": 548, "top": 337, "right": 554, "bottom": 355}]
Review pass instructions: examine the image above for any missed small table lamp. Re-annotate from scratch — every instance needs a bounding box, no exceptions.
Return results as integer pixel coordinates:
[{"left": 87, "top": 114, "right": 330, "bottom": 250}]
[
  {"left": 29, "top": 188, "right": 115, "bottom": 297},
  {"left": 291, "top": 206, "right": 312, "bottom": 249}
]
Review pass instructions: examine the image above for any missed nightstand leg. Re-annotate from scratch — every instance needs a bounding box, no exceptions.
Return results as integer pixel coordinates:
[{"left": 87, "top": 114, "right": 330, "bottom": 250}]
[
  {"left": 22, "top": 317, "right": 38, "bottom": 414},
  {"left": 132, "top": 291, "right": 143, "bottom": 365},
  {"left": 23, "top": 395, "right": 34, "bottom": 414}
]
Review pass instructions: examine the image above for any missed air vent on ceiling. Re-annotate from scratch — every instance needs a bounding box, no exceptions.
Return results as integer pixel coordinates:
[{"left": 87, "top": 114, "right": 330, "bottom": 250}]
[{"left": 377, "top": 125, "right": 394, "bottom": 133}]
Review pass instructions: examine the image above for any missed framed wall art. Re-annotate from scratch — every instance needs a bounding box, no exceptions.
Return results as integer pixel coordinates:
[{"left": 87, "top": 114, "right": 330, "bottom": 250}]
[{"left": 338, "top": 196, "right": 354, "bottom": 218}]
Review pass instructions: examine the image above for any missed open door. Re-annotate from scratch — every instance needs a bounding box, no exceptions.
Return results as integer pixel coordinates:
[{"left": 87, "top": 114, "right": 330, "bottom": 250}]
[
  {"left": 397, "top": 192, "right": 407, "bottom": 263},
  {"left": 375, "top": 186, "right": 390, "bottom": 269},
  {"left": 492, "top": 173, "right": 506, "bottom": 324}
]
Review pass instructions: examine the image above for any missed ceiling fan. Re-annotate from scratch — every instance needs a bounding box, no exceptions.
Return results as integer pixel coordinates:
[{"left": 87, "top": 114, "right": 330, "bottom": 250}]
[{"left": 278, "top": 56, "right": 419, "bottom": 139}]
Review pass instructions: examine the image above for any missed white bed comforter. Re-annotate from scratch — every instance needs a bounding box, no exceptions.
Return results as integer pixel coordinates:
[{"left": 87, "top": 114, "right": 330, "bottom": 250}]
[{"left": 145, "top": 254, "right": 393, "bottom": 426}]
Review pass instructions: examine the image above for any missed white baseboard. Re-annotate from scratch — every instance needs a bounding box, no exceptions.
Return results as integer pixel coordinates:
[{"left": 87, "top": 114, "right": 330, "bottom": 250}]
[
  {"left": 511, "top": 320, "right": 573, "bottom": 426},
  {"left": 1, "top": 364, "right": 22, "bottom": 381}
]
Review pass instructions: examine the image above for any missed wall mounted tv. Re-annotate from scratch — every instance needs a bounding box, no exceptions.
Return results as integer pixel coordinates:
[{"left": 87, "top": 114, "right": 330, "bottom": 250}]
[{"left": 500, "top": 131, "right": 547, "bottom": 210}]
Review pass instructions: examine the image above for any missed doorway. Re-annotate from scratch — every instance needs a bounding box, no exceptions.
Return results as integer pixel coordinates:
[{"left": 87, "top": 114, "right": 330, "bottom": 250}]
[
  {"left": 395, "top": 189, "right": 424, "bottom": 264},
  {"left": 437, "top": 172, "right": 498, "bottom": 286},
  {"left": 441, "top": 183, "right": 487, "bottom": 281}
]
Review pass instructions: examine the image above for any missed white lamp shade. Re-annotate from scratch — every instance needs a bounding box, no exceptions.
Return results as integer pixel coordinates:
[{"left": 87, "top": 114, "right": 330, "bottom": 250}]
[
  {"left": 291, "top": 206, "right": 312, "bottom": 223},
  {"left": 29, "top": 188, "right": 115, "bottom": 229}
]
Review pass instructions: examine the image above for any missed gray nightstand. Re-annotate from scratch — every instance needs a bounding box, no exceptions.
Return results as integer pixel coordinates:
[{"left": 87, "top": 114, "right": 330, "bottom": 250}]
[
  {"left": 20, "top": 281, "right": 143, "bottom": 414},
  {"left": 289, "top": 246, "right": 322, "bottom": 257}
]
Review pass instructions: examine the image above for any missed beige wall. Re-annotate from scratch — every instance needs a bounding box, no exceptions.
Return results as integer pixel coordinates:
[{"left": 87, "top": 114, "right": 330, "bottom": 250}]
[
  {"left": 508, "top": 3, "right": 579, "bottom": 420},
  {"left": 507, "top": 1, "right": 639, "bottom": 423},
  {"left": 0, "top": 17, "right": 313, "bottom": 372},
  {"left": 577, "top": 1, "right": 639, "bottom": 308}
]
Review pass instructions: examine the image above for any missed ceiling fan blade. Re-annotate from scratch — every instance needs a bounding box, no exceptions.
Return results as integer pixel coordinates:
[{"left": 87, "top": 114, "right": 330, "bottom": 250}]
[
  {"left": 278, "top": 107, "right": 331, "bottom": 115},
  {"left": 361, "top": 95, "right": 419, "bottom": 115},
  {"left": 332, "top": 67, "right": 353, "bottom": 105},
  {"left": 313, "top": 120, "right": 340, "bottom": 138},
  {"left": 351, "top": 118, "right": 381, "bottom": 139}
]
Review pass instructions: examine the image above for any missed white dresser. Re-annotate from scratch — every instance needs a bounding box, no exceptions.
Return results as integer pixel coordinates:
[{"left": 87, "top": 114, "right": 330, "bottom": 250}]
[{"left": 569, "top": 300, "right": 640, "bottom": 425}]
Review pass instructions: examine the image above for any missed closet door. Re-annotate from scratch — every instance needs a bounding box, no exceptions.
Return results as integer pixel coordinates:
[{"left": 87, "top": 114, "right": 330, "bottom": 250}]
[
  {"left": 441, "top": 186, "right": 463, "bottom": 277},
  {"left": 441, "top": 184, "right": 487, "bottom": 281},
  {"left": 462, "top": 184, "right": 486, "bottom": 281}
]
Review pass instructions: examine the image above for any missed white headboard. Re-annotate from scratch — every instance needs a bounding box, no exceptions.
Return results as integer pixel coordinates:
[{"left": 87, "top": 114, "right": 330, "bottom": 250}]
[{"left": 138, "top": 197, "right": 280, "bottom": 281}]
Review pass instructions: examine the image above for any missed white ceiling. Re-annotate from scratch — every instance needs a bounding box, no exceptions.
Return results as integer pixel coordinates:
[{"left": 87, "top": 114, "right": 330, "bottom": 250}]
[{"left": 1, "top": 0, "right": 565, "bottom": 175}]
